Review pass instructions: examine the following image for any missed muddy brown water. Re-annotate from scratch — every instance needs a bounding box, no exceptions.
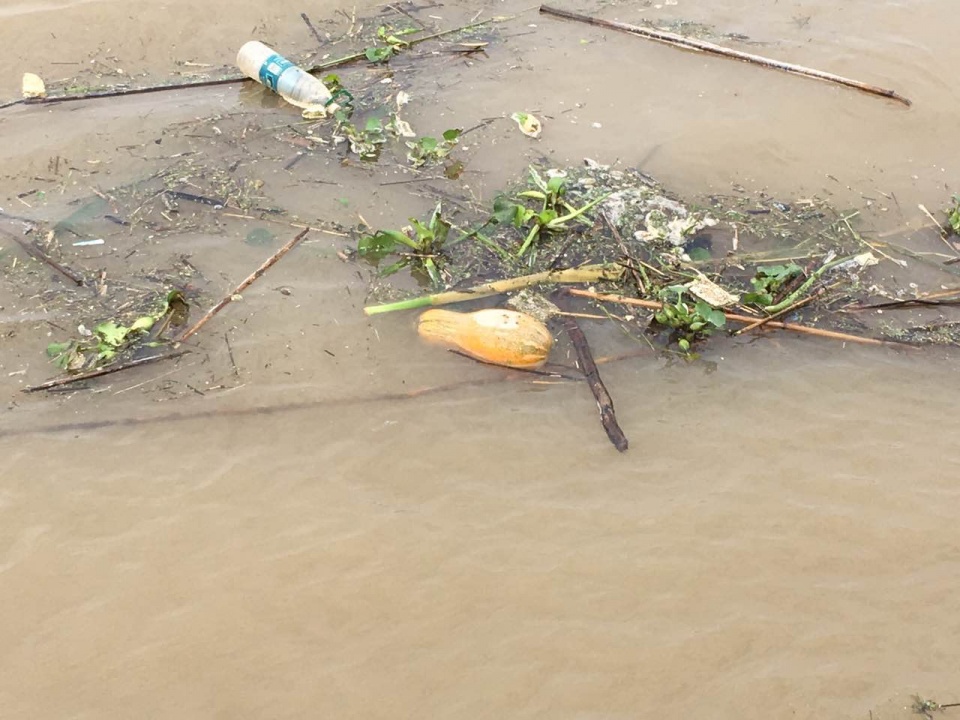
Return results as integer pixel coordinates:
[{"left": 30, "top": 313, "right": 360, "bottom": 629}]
[{"left": 2, "top": 1, "right": 960, "bottom": 718}]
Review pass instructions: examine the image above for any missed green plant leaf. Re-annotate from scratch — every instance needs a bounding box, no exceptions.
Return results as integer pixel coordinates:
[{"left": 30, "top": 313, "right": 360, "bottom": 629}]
[
  {"left": 442, "top": 128, "right": 461, "bottom": 143},
  {"left": 423, "top": 258, "right": 442, "bottom": 287},
  {"left": 493, "top": 196, "right": 524, "bottom": 227},
  {"left": 379, "top": 259, "right": 409, "bottom": 277},
  {"left": 537, "top": 208, "right": 558, "bottom": 226},
  {"left": 687, "top": 246, "right": 712, "bottom": 262},
  {"left": 948, "top": 194, "right": 960, "bottom": 234},
  {"left": 46, "top": 341, "right": 72, "bottom": 358},
  {"left": 430, "top": 214, "right": 450, "bottom": 247},
  {"left": 444, "top": 160, "right": 464, "bottom": 180},
  {"left": 743, "top": 291, "right": 773, "bottom": 307},
  {"left": 358, "top": 230, "right": 412, "bottom": 260},
  {"left": 129, "top": 316, "right": 155, "bottom": 333},
  {"left": 364, "top": 46, "right": 393, "bottom": 63},
  {"left": 517, "top": 190, "right": 546, "bottom": 201},
  {"left": 695, "top": 301, "right": 726, "bottom": 328},
  {"left": 546, "top": 175, "right": 566, "bottom": 195},
  {"left": 94, "top": 321, "right": 130, "bottom": 348}
]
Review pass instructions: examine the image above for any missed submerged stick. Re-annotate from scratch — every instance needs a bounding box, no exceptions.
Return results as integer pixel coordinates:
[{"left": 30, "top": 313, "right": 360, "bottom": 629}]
[
  {"left": 23, "top": 351, "right": 188, "bottom": 393},
  {"left": 178, "top": 228, "right": 309, "bottom": 343},
  {"left": 1, "top": 228, "right": 85, "bottom": 286},
  {"left": 539, "top": 5, "right": 912, "bottom": 107},
  {"left": 561, "top": 314, "right": 629, "bottom": 452},
  {"left": 364, "top": 263, "right": 625, "bottom": 315},
  {"left": 300, "top": 12, "right": 326, "bottom": 46},
  {"left": 6, "top": 17, "right": 500, "bottom": 108},
  {"left": 567, "top": 289, "right": 898, "bottom": 347}
]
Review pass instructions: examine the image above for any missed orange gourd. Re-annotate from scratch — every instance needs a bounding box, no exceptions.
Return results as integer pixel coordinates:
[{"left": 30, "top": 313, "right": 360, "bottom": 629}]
[{"left": 417, "top": 308, "right": 553, "bottom": 369}]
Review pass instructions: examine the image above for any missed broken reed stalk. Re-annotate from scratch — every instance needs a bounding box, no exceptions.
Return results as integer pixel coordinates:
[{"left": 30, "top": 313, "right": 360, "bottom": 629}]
[
  {"left": 23, "top": 351, "right": 189, "bottom": 393},
  {"left": 363, "top": 263, "right": 625, "bottom": 315},
  {"left": 177, "top": 228, "right": 309, "bottom": 343},
  {"left": 539, "top": 5, "right": 912, "bottom": 107},
  {"left": 561, "top": 314, "right": 629, "bottom": 452},
  {"left": 566, "top": 288, "right": 898, "bottom": 347},
  {"left": 7, "top": 17, "right": 500, "bottom": 107}
]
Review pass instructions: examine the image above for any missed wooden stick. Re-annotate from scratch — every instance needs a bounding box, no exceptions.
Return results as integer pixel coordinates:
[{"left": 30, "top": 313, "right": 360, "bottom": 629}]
[
  {"left": 23, "top": 351, "right": 188, "bottom": 393},
  {"left": 300, "top": 12, "right": 326, "bottom": 46},
  {"left": 7, "top": 347, "right": 658, "bottom": 437},
  {"left": 177, "top": 228, "right": 309, "bottom": 343},
  {"left": 560, "top": 313, "right": 629, "bottom": 452},
  {"left": 845, "top": 287, "right": 960, "bottom": 312},
  {"left": 0, "top": 228, "right": 85, "bottom": 286},
  {"left": 567, "top": 288, "right": 899, "bottom": 347},
  {"left": 8, "top": 17, "right": 500, "bottom": 107},
  {"left": 539, "top": 5, "right": 912, "bottom": 107}
]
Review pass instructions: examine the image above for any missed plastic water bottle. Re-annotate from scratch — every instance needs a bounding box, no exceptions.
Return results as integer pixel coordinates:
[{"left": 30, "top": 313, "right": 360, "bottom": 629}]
[{"left": 236, "top": 41, "right": 339, "bottom": 113}]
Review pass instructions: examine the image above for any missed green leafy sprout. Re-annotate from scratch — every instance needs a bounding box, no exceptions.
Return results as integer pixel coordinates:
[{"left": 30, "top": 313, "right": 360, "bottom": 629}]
[
  {"left": 364, "top": 25, "right": 418, "bottom": 63},
  {"left": 653, "top": 285, "right": 726, "bottom": 353},
  {"left": 406, "top": 129, "right": 461, "bottom": 167},
  {"left": 47, "top": 290, "right": 187, "bottom": 373},
  {"left": 493, "top": 167, "right": 611, "bottom": 257},
  {"left": 358, "top": 202, "right": 451, "bottom": 286},
  {"left": 947, "top": 194, "right": 960, "bottom": 235},
  {"left": 743, "top": 263, "right": 803, "bottom": 307}
]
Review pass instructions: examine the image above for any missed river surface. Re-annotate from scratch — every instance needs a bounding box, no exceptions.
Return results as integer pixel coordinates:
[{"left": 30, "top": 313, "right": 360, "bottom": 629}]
[{"left": 1, "top": 1, "right": 959, "bottom": 718}]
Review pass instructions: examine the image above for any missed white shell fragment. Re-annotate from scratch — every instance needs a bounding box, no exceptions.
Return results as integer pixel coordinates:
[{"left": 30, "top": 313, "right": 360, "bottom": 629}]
[{"left": 22, "top": 73, "right": 46, "bottom": 98}]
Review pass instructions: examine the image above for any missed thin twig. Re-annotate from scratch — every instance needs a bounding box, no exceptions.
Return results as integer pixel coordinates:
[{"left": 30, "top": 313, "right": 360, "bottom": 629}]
[
  {"left": 224, "top": 331, "right": 240, "bottom": 376},
  {"left": 560, "top": 313, "right": 629, "bottom": 452},
  {"left": 23, "top": 351, "right": 188, "bottom": 393},
  {"left": 6, "top": 17, "right": 501, "bottom": 108},
  {"left": 386, "top": 3, "right": 428, "bottom": 29},
  {"left": 875, "top": 240, "right": 960, "bottom": 278},
  {"left": 177, "top": 228, "right": 309, "bottom": 343},
  {"left": 602, "top": 210, "right": 645, "bottom": 295},
  {"left": 539, "top": 5, "right": 912, "bottom": 106},
  {"left": 300, "top": 12, "right": 326, "bottom": 46},
  {"left": 918, "top": 203, "right": 960, "bottom": 259},
  {"left": 0, "top": 228, "right": 85, "bottom": 286},
  {"left": 844, "top": 287, "right": 960, "bottom": 311},
  {"left": 567, "top": 289, "right": 902, "bottom": 347}
]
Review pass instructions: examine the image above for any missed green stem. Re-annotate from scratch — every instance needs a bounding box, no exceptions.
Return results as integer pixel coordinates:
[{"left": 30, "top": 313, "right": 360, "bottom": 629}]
[
  {"left": 550, "top": 192, "right": 613, "bottom": 226},
  {"left": 763, "top": 255, "right": 854, "bottom": 314},
  {"left": 517, "top": 224, "right": 541, "bottom": 256},
  {"left": 365, "top": 262, "right": 624, "bottom": 315},
  {"left": 316, "top": 16, "right": 498, "bottom": 72}
]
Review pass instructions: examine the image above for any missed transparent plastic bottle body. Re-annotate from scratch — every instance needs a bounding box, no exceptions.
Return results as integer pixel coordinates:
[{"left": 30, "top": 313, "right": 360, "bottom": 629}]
[{"left": 236, "top": 41, "right": 337, "bottom": 112}]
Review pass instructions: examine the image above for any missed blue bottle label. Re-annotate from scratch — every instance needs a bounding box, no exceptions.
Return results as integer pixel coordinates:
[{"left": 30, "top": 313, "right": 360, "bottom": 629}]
[{"left": 258, "top": 53, "right": 295, "bottom": 92}]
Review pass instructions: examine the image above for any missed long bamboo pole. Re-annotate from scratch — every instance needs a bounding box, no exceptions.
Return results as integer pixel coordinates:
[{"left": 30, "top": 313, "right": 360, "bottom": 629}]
[
  {"left": 539, "top": 5, "right": 911, "bottom": 107},
  {"left": 364, "top": 263, "right": 625, "bottom": 315}
]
